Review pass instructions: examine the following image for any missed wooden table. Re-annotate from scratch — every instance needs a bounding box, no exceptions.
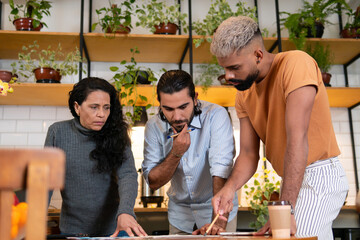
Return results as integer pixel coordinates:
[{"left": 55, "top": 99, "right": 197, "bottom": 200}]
[
  {"left": 122, "top": 236, "right": 317, "bottom": 240},
  {"left": 47, "top": 235, "right": 316, "bottom": 240}
]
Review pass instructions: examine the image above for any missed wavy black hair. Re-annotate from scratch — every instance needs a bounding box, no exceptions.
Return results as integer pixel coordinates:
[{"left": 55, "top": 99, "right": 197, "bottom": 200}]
[
  {"left": 157, "top": 70, "right": 202, "bottom": 121},
  {"left": 68, "top": 77, "right": 131, "bottom": 173}
]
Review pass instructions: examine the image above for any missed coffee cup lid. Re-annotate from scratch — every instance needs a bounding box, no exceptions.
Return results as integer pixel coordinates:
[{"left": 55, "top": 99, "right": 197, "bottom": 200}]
[{"left": 268, "top": 200, "right": 291, "bottom": 206}]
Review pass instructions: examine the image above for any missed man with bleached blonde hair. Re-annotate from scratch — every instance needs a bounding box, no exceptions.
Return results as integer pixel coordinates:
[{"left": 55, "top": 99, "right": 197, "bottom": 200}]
[{"left": 210, "top": 16, "right": 348, "bottom": 240}]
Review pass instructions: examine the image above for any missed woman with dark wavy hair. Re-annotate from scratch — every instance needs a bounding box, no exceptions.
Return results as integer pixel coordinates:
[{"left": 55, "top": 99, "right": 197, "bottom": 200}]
[{"left": 45, "top": 77, "right": 146, "bottom": 237}]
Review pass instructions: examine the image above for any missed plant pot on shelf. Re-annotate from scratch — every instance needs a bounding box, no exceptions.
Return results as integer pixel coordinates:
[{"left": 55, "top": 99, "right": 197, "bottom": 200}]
[
  {"left": 33, "top": 67, "right": 61, "bottom": 83},
  {"left": 306, "top": 22, "right": 324, "bottom": 38},
  {"left": 0, "top": 70, "right": 17, "bottom": 82},
  {"left": 340, "top": 28, "right": 360, "bottom": 38},
  {"left": 13, "top": 18, "right": 43, "bottom": 31},
  {"left": 322, "top": 72, "right": 332, "bottom": 87},
  {"left": 124, "top": 70, "right": 152, "bottom": 84},
  {"left": 106, "top": 25, "right": 131, "bottom": 34},
  {"left": 154, "top": 22, "right": 178, "bottom": 35}
]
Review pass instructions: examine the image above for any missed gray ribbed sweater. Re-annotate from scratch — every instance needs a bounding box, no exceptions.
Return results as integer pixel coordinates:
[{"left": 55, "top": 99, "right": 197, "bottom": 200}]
[{"left": 45, "top": 119, "right": 138, "bottom": 236}]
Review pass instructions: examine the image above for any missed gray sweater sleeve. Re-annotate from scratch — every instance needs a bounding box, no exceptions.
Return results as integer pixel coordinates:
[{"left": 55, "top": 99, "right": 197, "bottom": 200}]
[{"left": 116, "top": 145, "right": 138, "bottom": 219}]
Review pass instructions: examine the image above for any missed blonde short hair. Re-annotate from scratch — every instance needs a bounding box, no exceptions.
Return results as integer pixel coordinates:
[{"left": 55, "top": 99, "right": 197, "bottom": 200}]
[{"left": 210, "top": 16, "right": 260, "bottom": 58}]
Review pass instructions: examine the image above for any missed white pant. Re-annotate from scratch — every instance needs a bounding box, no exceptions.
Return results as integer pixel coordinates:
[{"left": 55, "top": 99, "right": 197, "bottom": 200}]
[{"left": 295, "top": 157, "right": 349, "bottom": 240}]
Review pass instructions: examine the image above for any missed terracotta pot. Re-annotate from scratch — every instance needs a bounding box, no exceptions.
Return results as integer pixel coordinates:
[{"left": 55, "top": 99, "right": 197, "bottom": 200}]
[
  {"left": 154, "top": 22, "right": 178, "bottom": 35},
  {"left": 260, "top": 192, "right": 280, "bottom": 204},
  {"left": 13, "top": 18, "right": 43, "bottom": 31},
  {"left": 340, "top": 28, "right": 360, "bottom": 38},
  {"left": 0, "top": 70, "right": 15, "bottom": 82},
  {"left": 321, "top": 72, "right": 332, "bottom": 87},
  {"left": 306, "top": 22, "right": 324, "bottom": 38},
  {"left": 106, "top": 25, "right": 131, "bottom": 34},
  {"left": 33, "top": 67, "right": 61, "bottom": 83}
]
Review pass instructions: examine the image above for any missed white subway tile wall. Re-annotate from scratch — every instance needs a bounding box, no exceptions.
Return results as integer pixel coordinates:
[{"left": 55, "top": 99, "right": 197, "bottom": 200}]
[{"left": 0, "top": 103, "right": 359, "bottom": 209}]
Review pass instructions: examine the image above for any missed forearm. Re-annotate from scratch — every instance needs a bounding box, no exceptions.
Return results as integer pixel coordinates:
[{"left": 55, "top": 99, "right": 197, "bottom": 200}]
[
  {"left": 212, "top": 176, "right": 229, "bottom": 228},
  {"left": 224, "top": 153, "right": 259, "bottom": 192},
  {"left": 148, "top": 152, "right": 181, "bottom": 190},
  {"left": 280, "top": 141, "right": 308, "bottom": 208}
]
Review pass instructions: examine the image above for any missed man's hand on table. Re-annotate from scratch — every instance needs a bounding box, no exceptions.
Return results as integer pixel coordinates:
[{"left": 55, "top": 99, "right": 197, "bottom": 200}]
[
  {"left": 254, "top": 214, "right": 297, "bottom": 236},
  {"left": 110, "top": 213, "right": 147, "bottom": 237}
]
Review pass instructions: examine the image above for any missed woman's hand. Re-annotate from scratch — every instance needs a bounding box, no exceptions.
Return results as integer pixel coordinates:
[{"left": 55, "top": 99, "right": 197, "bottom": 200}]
[{"left": 110, "top": 213, "right": 147, "bottom": 237}]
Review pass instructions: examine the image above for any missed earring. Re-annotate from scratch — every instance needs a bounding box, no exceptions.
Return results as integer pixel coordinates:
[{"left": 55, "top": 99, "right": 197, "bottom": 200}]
[{"left": 256, "top": 59, "right": 260, "bottom": 64}]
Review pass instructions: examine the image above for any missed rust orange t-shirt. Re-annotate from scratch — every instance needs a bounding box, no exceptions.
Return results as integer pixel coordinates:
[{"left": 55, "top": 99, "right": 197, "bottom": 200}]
[{"left": 235, "top": 50, "right": 340, "bottom": 177}]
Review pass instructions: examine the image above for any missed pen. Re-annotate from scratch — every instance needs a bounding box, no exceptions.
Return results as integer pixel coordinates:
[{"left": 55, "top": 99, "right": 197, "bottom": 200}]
[{"left": 167, "top": 128, "right": 195, "bottom": 139}]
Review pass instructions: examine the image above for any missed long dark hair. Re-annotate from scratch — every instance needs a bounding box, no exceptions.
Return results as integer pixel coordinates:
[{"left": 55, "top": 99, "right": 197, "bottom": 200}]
[
  {"left": 157, "top": 70, "right": 201, "bottom": 121},
  {"left": 68, "top": 77, "right": 131, "bottom": 173}
]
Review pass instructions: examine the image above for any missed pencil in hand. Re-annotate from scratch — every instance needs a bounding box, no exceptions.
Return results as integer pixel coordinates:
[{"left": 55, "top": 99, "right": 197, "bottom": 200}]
[
  {"left": 167, "top": 128, "right": 195, "bottom": 139},
  {"left": 204, "top": 213, "right": 220, "bottom": 236}
]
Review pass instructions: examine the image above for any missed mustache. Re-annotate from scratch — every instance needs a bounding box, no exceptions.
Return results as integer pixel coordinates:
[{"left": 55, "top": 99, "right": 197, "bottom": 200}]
[
  {"left": 227, "top": 78, "right": 244, "bottom": 84},
  {"left": 172, "top": 120, "right": 187, "bottom": 124}
]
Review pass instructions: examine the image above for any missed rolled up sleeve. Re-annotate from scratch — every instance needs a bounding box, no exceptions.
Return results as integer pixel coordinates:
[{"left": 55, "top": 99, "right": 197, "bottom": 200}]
[
  {"left": 142, "top": 119, "right": 166, "bottom": 184},
  {"left": 208, "top": 107, "right": 235, "bottom": 178}
]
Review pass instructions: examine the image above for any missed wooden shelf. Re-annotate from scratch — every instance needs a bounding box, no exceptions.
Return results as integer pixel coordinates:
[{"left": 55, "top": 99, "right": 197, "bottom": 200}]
[
  {"left": 272, "top": 38, "right": 360, "bottom": 65},
  {"left": 190, "top": 37, "right": 360, "bottom": 65},
  {"left": 0, "top": 30, "right": 80, "bottom": 60},
  {"left": 188, "top": 36, "right": 277, "bottom": 64},
  {"left": 83, "top": 33, "right": 189, "bottom": 63},
  {"left": 1, "top": 84, "right": 359, "bottom": 108},
  {"left": 0, "top": 31, "right": 358, "bottom": 65}
]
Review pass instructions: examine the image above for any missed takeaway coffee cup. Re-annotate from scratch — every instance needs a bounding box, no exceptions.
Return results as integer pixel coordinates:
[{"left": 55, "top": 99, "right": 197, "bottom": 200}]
[{"left": 268, "top": 200, "right": 291, "bottom": 238}]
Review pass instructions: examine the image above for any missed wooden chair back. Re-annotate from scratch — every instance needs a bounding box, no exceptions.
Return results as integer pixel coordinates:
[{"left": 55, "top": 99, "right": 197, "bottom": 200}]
[{"left": 0, "top": 148, "right": 65, "bottom": 240}]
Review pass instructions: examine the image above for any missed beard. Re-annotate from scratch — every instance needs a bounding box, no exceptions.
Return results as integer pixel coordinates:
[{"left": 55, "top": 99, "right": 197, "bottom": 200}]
[
  {"left": 228, "top": 69, "right": 260, "bottom": 91},
  {"left": 170, "top": 109, "right": 195, "bottom": 132}
]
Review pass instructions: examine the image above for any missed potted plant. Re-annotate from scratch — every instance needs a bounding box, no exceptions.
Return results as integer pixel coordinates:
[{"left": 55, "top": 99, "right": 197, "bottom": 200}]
[
  {"left": 244, "top": 159, "right": 281, "bottom": 230},
  {"left": 110, "top": 47, "right": 158, "bottom": 125},
  {"left": 135, "top": 0, "right": 188, "bottom": 35},
  {"left": 193, "top": 0, "right": 258, "bottom": 89},
  {"left": 306, "top": 43, "right": 333, "bottom": 86},
  {"left": 0, "top": 65, "right": 18, "bottom": 83},
  {"left": 195, "top": 56, "right": 225, "bottom": 92},
  {"left": 92, "top": 0, "right": 136, "bottom": 36},
  {"left": 12, "top": 41, "right": 84, "bottom": 83},
  {"left": 8, "top": 0, "right": 52, "bottom": 31},
  {"left": 280, "top": 0, "right": 349, "bottom": 50},
  {"left": 341, "top": 6, "right": 360, "bottom": 38},
  {"left": 192, "top": 0, "right": 257, "bottom": 47}
]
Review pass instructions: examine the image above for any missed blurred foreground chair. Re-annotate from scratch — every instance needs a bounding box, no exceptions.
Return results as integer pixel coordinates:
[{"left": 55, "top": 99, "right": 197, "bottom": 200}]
[{"left": 0, "top": 148, "right": 65, "bottom": 240}]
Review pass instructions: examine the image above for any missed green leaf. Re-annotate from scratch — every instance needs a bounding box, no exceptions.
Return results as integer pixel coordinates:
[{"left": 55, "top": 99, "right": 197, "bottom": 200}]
[
  {"left": 139, "top": 95, "right": 147, "bottom": 101},
  {"left": 110, "top": 66, "right": 119, "bottom": 71}
]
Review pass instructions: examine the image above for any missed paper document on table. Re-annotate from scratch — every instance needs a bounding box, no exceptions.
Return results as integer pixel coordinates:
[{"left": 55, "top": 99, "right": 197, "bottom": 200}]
[
  {"left": 219, "top": 232, "right": 255, "bottom": 236},
  {"left": 149, "top": 235, "right": 218, "bottom": 238},
  {"left": 67, "top": 235, "right": 219, "bottom": 239}
]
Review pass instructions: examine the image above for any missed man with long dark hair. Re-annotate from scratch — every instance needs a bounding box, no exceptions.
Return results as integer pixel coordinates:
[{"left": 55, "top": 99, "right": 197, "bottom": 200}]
[{"left": 142, "top": 70, "right": 238, "bottom": 235}]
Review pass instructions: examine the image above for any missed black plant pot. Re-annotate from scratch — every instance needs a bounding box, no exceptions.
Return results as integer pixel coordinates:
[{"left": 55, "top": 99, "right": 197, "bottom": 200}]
[
  {"left": 136, "top": 71, "right": 151, "bottom": 84},
  {"left": 306, "top": 22, "right": 324, "bottom": 38}
]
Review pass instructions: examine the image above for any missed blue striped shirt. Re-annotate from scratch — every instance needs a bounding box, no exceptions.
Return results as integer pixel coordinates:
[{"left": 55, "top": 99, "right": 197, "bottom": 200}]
[{"left": 142, "top": 100, "right": 238, "bottom": 233}]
